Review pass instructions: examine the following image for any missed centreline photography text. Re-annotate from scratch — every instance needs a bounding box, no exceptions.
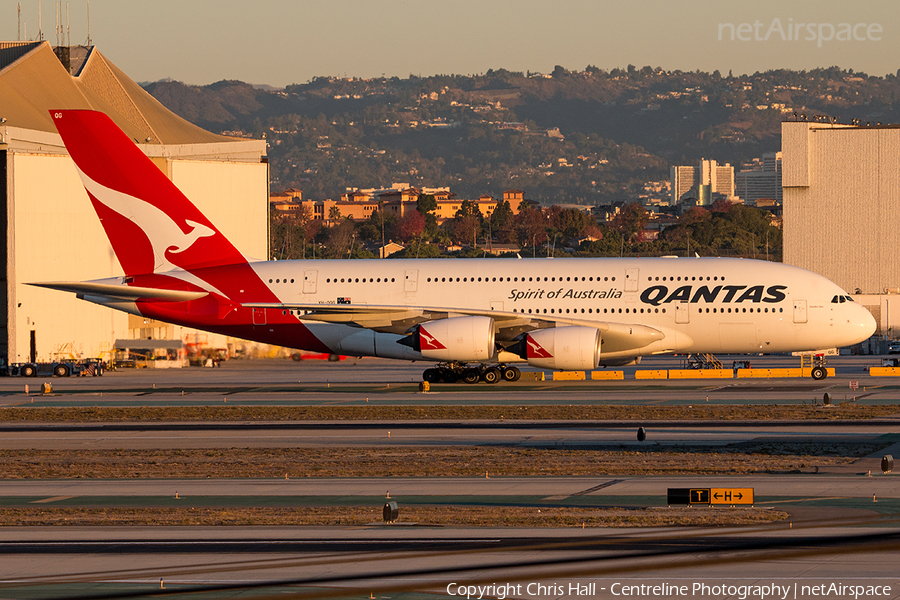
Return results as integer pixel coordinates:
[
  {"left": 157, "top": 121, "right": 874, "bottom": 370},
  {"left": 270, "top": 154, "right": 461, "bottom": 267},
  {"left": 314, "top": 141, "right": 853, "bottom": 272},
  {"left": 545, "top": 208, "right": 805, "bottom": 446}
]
[{"left": 445, "top": 579, "right": 896, "bottom": 599}]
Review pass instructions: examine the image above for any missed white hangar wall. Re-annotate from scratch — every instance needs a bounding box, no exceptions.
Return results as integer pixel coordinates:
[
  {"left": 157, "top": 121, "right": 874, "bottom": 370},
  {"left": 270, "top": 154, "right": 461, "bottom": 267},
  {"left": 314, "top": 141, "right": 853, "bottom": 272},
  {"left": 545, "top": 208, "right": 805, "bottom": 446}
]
[
  {"left": 783, "top": 120, "right": 900, "bottom": 338},
  {"left": 6, "top": 135, "right": 268, "bottom": 363},
  {"left": 169, "top": 159, "right": 269, "bottom": 262},
  {"left": 783, "top": 121, "right": 900, "bottom": 295},
  {"left": 8, "top": 149, "right": 128, "bottom": 361}
]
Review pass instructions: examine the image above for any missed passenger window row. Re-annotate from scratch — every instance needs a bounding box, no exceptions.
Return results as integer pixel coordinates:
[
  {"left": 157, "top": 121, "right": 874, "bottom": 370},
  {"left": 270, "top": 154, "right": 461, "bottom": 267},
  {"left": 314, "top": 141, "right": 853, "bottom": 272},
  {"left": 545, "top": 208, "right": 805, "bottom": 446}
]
[
  {"left": 700, "top": 307, "right": 784, "bottom": 313},
  {"left": 509, "top": 306, "right": 785, "bottom": 316},
  {"left": 324, "top": 278, "right": 396, "bottom": 283},
  {"left": 426, "top": 276, "right": 617, "bottom": 283},
  {"left": 511, "top": 307, "right": 667, "bottom": 315},
  {"left": 648, "top": 276, "right": 725, "bottom": 282}
]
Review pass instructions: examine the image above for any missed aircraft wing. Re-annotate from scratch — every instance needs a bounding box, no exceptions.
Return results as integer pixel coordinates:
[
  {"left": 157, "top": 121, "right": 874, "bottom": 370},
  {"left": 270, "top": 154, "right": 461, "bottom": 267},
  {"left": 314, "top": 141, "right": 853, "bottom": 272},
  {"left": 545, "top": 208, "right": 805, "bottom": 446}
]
[
  {"left": 29, "top": 282, "right": 209, "bottom": 302},
  {"left": 242, "top": 301, "right": 670, "bottom": 353}
]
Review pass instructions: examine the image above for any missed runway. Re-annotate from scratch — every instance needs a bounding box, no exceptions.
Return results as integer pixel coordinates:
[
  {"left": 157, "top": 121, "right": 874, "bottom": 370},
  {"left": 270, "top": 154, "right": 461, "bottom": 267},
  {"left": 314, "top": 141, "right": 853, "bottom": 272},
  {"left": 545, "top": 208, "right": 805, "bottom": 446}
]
[
  {"left": 1, "top": 420, "right": 899, "bottom": 450},
  {"left": 2, "top": 356, "right": 899, "bottom": 408},
  {"left": 0, "top": 474, "right": 897, "bottom": 505}
]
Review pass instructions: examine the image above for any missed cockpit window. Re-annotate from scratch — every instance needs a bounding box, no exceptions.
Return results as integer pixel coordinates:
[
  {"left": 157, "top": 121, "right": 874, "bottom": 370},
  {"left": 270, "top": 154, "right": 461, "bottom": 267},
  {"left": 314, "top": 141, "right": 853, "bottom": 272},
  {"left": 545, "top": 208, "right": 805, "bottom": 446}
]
[{"left": 832, "top": 295, "right": 855, "bottom": 303}]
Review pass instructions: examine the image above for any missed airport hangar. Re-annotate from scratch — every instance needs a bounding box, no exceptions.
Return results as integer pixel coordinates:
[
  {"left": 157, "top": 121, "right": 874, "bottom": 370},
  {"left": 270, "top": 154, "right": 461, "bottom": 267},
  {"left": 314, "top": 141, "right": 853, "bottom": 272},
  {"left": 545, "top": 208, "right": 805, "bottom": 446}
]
[
  {"left": 782, "top": 119, "right": 900, "bottom": 343},
  {"left": 0, "top": 41, "right": 268, "bottom": 364}
]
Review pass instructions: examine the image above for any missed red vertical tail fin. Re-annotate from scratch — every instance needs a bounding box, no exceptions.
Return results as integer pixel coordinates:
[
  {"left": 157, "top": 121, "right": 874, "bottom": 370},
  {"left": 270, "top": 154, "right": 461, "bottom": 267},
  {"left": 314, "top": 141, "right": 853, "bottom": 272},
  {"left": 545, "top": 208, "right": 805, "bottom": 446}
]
[{"left": 50, "top": 110, "right": 247, "bottom": 277}]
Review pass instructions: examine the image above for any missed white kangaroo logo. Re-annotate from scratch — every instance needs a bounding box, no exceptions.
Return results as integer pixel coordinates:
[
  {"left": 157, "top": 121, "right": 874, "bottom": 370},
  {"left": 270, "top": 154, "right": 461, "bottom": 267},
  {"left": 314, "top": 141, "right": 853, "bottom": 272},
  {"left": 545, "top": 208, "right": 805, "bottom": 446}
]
[
  {"left": 419, "top": 327, "right": 445, "bottom": 349},
  {"left": 79, "top": 168, "right": 215, "bottom": 272},
  {"left": 527, "top": 337, "right": 551, "bottom": 357},
  {"left": 77, "top": 168, "right": 228, "bottom": 297}
]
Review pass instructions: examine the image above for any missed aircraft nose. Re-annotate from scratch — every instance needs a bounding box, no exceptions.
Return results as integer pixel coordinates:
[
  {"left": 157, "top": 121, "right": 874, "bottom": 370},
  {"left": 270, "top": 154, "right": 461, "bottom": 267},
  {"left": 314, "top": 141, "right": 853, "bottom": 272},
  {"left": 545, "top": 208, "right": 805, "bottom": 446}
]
[{"left": 853, "top": 302, "right": 877, "bottom": 342}]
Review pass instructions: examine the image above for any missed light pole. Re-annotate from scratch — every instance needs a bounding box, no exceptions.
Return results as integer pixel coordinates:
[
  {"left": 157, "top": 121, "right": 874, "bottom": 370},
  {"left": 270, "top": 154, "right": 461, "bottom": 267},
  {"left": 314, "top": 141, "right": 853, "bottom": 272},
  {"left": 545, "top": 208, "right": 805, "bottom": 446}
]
[{"left": 378, "top": 200, "right": 386, "bottom": 258}]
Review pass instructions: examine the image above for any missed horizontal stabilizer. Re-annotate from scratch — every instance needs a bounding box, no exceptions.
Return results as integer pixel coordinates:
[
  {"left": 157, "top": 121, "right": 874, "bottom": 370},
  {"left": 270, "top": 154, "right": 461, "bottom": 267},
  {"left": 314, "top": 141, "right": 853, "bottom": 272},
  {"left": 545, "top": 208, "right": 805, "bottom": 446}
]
[{"left": 29, "top": 281, "right": 208, "bottom": 302}]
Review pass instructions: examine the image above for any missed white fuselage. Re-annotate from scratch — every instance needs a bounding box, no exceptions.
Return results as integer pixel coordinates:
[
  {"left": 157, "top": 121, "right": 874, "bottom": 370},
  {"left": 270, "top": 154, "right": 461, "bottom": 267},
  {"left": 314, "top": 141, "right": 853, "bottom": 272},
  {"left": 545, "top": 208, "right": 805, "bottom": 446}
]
[{"left": 247, "top": 256, "right": 875, "bottom": 359}]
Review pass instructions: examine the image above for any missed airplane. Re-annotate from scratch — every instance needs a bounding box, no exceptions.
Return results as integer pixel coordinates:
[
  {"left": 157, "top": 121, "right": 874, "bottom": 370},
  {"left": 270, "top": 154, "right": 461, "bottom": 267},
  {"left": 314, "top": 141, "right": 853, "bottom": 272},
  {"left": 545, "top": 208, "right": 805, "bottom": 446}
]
[{"left": 32, "top": 109, "right": 876, "bottom": 384}]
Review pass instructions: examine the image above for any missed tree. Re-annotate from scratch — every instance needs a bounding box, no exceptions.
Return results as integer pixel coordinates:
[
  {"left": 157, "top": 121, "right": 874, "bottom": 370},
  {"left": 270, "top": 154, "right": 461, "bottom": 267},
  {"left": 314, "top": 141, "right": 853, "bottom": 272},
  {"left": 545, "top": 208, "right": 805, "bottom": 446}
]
[
  {"left": 548, "top": 205, "right": 595, "bottom": 241},
  {"left": 449, "top": 200, "right": 483, "bottom": 246},
  {"left": 416, "top": 193, "right": 437, "bottom": 215},
  {"left": 395, "top": 210, "right": 425, "bottom": 242},
  {"left": 710, "top": 198, "right": 734, "bottom": 213},
  {"left": 514, "top": 205, "right": 548, "bottom": 254},
  {"left": 325, "top": 220, "right": 356, "bottom": 258},
  {"left": 551, "top": 65, "right": 569, "bottom": 79},
  {"left": 680, "top": 206, "right": 711, "bottom": 225},
  {"left": 270, "top": 204, "right": 316, "bottom": 259},
  {"left": 328, "top": 205, "right": 342, "bottom": 222},
  {"left": 610, "top": 202, "right": 649, "bottom": 242},
  {"left": 416, "top": 193, "right": 439, "bottom": 237}
]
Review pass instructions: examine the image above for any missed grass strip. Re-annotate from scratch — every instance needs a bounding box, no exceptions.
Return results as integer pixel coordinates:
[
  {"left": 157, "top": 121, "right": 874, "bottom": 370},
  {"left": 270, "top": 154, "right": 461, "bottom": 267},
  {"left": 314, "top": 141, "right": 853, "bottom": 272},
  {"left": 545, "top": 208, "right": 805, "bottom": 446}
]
[
  {"left": 0, "top": 442, "right": 880, "bottom": 479},
  {"left": 1, "top": 404, "right": 898, "bottom": 422},
  {"left": 0, "top": 506, "right": 788, "bottom": 527}
]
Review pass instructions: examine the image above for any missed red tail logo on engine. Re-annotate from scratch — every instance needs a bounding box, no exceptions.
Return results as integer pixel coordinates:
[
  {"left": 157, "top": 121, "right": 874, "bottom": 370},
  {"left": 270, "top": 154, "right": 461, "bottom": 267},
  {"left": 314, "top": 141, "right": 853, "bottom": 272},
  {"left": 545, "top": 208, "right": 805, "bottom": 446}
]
[
  {"left": 418, "top": 326, "right": 447, "bottom": 351},
  {"left": 525, "top": 335, "right": 553, "bottom": 359}
]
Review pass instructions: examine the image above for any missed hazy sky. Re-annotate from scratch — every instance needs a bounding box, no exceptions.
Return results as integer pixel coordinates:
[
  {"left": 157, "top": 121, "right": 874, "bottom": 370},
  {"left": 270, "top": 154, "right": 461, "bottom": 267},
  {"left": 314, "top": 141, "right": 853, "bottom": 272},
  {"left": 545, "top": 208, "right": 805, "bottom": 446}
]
[{"left": 4, "top": 0, "right": 897, "bottom": 87}]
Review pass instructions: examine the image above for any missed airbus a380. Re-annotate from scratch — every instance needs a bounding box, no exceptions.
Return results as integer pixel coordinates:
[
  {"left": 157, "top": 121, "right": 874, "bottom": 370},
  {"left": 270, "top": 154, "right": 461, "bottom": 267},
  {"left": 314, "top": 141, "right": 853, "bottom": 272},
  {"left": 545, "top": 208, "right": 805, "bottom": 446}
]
[{"left": 33, "top": 110, "right": 876, "bottom": 383}]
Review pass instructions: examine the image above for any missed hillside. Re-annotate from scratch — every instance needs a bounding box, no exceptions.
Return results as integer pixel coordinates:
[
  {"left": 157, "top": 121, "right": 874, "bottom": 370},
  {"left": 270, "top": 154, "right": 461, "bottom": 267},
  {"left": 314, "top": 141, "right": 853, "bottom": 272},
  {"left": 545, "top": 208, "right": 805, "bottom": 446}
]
[{"left": 143, "top": 66, "right": 900, "bottom": 205}]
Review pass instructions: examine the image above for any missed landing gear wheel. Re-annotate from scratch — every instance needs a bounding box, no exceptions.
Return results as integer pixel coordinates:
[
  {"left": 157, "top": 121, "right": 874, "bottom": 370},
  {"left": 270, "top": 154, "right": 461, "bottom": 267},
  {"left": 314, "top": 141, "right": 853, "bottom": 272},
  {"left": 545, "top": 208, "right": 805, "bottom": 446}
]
[
  {"left": 811, "top": 366, "right": 827, "bottom": 380},
  {"left": 462, "top": 369, "right": 481, "bottom": 384},
  {"left": 482, "top": 367, "right": 501, "bottom": 384},
  {"left": 423, "top": 368, "right": 441, "bottom": 384},
  {"left": 440, "top": 369, "right": 459, "bottom": 384},
  {"left": 501, "top": 366, "right": 521, "bottom": 382},
  {"left": 53, "top": 365, "right": 69, "bottom": 377}
]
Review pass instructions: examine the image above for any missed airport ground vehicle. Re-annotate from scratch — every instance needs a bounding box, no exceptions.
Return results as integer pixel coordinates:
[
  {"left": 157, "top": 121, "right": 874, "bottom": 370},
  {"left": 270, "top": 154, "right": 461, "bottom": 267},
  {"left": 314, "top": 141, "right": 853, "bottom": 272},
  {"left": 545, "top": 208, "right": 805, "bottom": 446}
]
[
  {"left": 0, "top": 359, "right": 104, "bottom": 377},
  {"left": 31, "top": 110, "right": 877, "bottom": 383},
  {"left": 290, "top": 352, "right": 346, "bottom": 362}
]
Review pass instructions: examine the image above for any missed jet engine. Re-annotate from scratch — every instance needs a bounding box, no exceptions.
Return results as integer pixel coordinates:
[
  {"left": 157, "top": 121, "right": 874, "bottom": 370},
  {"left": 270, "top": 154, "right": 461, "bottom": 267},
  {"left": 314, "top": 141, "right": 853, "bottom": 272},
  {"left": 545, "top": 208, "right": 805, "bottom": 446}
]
[
  {"left": 516, "top": 326, "right": 601, "bottom": 371},
  {"left": 397, "top": 316, "right": 495, "bottom": 362}
]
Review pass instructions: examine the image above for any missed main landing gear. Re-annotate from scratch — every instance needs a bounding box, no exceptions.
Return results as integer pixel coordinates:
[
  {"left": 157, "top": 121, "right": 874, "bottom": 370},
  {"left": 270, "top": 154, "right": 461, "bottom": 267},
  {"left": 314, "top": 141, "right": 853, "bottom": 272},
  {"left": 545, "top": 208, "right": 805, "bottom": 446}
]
[{"left": 422, "top": 363, "right": 521, "bottom": 385}]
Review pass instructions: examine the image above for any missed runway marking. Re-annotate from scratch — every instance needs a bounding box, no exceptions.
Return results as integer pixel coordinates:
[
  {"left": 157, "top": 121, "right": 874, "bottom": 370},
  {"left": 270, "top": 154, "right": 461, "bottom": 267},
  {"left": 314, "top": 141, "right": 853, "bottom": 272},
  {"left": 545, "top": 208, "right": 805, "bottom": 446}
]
[
  {"left": 761, "top": 496, "right": 850, "bottom": 504},
  {"left": 30, "top": 496, "right": 76, "bottom": 504},
  {"left": 541, "top": 479, "right": 625, "bottom": 501},
  {"left": 571, "top": 479, "right": 626, "bottom": 496}
]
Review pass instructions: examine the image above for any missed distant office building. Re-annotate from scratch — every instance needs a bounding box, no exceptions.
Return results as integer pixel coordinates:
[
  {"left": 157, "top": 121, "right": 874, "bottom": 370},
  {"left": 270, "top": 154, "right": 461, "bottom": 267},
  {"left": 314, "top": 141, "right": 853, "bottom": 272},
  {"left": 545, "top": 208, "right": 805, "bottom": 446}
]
[
  {"left": 670, "top": 159, "right": 734, "bottom": 205},
  {"left": 735, "top": 152, "right": 782, "bottom": 204},
  {"left": 276, "top": 186, "right": 524, "bottom": 224},
  {"left": 782, "top": 120, "right": 900, "bottom": 335}
]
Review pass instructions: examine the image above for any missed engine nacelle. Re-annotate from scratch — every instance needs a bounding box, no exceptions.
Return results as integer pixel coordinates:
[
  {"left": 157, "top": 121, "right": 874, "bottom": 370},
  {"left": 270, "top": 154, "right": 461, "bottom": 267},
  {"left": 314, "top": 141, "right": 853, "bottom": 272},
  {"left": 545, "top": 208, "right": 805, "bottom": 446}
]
[
  {"left": 599, "top": 356, "right": 641, "bottom": 367},
  {"left": 398, "top": 316, "right": 495, "bottom": 362},
  {"left": 521, "top": 326, "right": 601, "bottom": 371}
]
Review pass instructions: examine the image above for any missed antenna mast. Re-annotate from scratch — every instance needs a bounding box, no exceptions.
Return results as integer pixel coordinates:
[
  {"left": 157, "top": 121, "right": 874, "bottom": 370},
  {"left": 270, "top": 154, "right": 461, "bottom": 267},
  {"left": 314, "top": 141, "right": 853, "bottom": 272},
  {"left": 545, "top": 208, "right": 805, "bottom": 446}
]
[
  {"left": 86, "top": 1, "right": 91, "bottom": 45},
  {"left": 17, "top": 3, "right": 21, "bottom": 41},
  {"left": 38, "top": 0, "right": 43, "bottom": 41}
]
